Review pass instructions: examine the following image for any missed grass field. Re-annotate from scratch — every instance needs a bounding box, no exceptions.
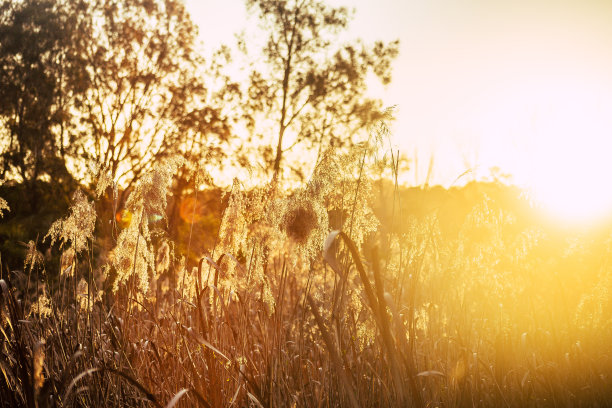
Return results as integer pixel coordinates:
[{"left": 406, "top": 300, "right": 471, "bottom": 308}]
[{"left": 2, "top": 142, "right": 612, "bottom": 407}]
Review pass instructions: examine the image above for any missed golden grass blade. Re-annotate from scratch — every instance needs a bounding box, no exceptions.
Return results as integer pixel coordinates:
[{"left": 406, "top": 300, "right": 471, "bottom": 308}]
[
  {"left": 166, "top": 389, "right": 189, "bottom": 408},
  {"left": 247, "top": 391, "right": 265, "bottom": 408},
  {"left": 187, "top": 327, "right": 230, "bottom": 363},
  {"left": 307, "top": 294, "right": 360, "bottom": 408},
  {"left": 417, "top": 370, "right": 445, "bottom": 377},
  {"left": 62, "top": 368, "right": 99, "bottom": 404}
]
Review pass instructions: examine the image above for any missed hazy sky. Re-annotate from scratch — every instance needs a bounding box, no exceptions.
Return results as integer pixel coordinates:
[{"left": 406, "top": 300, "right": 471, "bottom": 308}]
[{"left": 186, "top": 0, "right": 612, "bottom": 218}]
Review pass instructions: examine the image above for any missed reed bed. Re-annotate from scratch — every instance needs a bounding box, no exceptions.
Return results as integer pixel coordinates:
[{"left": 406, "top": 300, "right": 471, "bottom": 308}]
[{"left": 2, "top": 140, "right": 612, "bottom": 407}]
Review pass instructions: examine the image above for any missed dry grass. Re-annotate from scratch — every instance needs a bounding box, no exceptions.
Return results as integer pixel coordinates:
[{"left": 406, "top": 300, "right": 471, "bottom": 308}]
[{"left": 2, "top": 145, "right": 612, "bottom": 407}]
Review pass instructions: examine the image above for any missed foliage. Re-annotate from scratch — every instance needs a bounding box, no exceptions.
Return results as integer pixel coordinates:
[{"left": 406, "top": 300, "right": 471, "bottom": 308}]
[
  {"left": 0, "top": 0, "right": 234, "bottom": 210},
  {"left": 3, "top": 135, "right": 612, "bottom": 406},
  {"left": 3, "top": 2, "right": 612, "bottom": 408},
  {"left": 0, "top": 0, "right": 86, "bottom": 208},
  {"left": 76, "top": 0, "right": 232, "bottom": 195},
  {"left": 242, "top": 0, "right": 399, "bottom": 180},
  {"left": 0, "top": 180, "right": 78, "bottom": 273}
]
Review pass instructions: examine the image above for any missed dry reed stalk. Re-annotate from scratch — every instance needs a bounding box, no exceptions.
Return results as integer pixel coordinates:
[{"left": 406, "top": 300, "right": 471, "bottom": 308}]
[
  {"left": 307, "top": 294, "right": 360, "bottom": 408},
  {"left": 371, "top": 246, "right": 424, "bottom": 408}
]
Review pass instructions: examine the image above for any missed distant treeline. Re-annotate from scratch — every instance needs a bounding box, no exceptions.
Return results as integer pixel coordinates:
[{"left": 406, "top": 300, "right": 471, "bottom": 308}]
[{"left": 0, "top": 177, "right": 594, "bottom": 277}]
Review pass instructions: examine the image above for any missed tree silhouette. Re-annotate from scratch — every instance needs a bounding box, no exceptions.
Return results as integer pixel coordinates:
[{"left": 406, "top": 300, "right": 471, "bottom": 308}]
[
  {"left": 76, "top": 0, "right": 232, "bottom": 202},
  {"left": 243, "top": 0, "right": 399, "bottom": 181},
  {"left": 0, "top": 0, "right": 88, "bottom": 208},
  {"left": 0, "top": 0, "right": 234, "bottom": 208}
]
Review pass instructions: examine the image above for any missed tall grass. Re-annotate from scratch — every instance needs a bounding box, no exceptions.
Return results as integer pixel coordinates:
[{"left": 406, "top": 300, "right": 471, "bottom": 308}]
[{"left": 2, "top": 138, "right": 612, "bottom": 407}]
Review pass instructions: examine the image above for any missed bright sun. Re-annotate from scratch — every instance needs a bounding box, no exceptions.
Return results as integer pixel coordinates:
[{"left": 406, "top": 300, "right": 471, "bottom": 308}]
[
  {"left": 529, "top": 162, "right": 612, "bottom": 226},
  {"left": 528, "top": 84, "right": 612, "bottom": 223},
  {"left": 473, "top": 73, "right": 612, "bottom": 226},
  {"left": 526, "top": 83, "right": 612, "bottom": 225}
]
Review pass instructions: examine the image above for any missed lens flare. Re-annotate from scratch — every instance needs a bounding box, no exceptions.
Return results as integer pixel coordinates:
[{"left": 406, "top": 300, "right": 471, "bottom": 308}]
[
  {"left": 116, "top": 209, "right": 132, "bottom": 228},
  {"left": 179, "top": 197, "right": 204, "bottom": 223}
]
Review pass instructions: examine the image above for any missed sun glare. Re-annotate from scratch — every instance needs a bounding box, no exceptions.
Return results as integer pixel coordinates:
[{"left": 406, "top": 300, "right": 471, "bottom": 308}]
[
  {"left": 528, "top": 83, "right": 612, "bottom": 225},
  {"left": 469, "top": 72, "right": 612, "bottom": 226},
  {"left": 530, "top": 169, "right": 612, "bottom": 226}
]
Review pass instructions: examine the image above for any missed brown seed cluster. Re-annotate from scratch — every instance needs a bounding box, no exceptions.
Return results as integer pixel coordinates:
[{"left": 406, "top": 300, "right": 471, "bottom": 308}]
[{"left": 283, "top": 203, "right": 319, "bottom": 244}]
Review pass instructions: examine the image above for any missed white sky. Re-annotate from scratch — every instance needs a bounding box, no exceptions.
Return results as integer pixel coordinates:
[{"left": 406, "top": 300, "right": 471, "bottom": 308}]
[{"left": 185, "top": 0, "right": 612, "bottom": 214}]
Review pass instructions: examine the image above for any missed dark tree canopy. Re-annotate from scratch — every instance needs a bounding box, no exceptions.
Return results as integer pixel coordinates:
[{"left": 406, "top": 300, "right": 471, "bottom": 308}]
[
  {"left": 0, "top": 0, "right": 234, "bottom": 206},
  {"left": 0, "top": 0, "right": 89, "bottom": 208},
  {"left": 0, "top": 0, "right": 399, "bottom": 195}
]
